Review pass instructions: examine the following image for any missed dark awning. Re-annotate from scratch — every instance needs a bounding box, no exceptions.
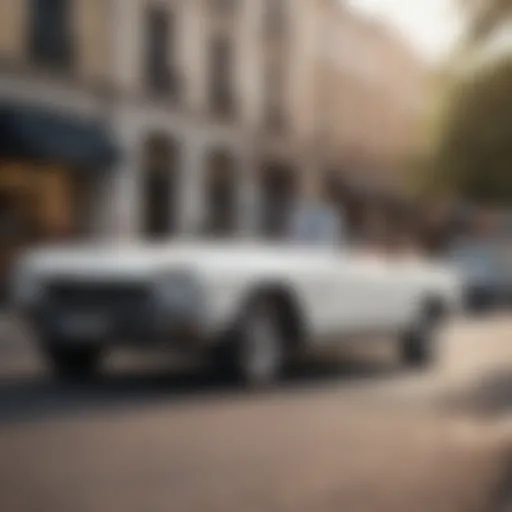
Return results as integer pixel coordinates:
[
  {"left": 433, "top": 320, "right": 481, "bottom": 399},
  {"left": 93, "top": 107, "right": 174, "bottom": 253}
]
[{"left": 0, "top": 102, "right": 120, "bottom": 170}]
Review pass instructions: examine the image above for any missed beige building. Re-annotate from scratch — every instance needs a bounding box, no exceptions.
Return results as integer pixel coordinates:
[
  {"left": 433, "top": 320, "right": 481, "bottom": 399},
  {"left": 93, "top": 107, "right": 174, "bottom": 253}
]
[
  {"left": 0, "top": 0, "right": 425, "bottom": 283},
  {"left": 318, "top": 5, "right": 425, "bottom": 178},
  {"left": 105, "top": 0, "right": 334, "bottom": 240}
]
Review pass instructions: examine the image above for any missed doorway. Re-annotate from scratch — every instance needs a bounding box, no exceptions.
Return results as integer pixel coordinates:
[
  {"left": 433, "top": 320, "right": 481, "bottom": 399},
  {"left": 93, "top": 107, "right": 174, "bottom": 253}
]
[
  {"left": 205, "top": 149, "right": 237, "bottom": 236},
  {"left": 259, "top": 162, "right": 297, "bottom": 239},
  {"left": 142, "top": 133, "right": 180, "bottom": 240}
]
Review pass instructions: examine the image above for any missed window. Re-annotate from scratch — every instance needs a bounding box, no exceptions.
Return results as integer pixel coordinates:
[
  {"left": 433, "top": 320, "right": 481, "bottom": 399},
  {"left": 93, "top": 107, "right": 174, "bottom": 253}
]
[
  {"left": 142, "top": 134, "right": 180, "bottom": 239},
  {"left": 264, "top": 0, "right": 286, "bottom": 36},
  {"left": 205, "top": 150, "right": 237, "bottom": 236},
  {"left": 29, "top": 0, "right": 74, "bottom": 70},
  {"left": 211, "top": 0, "right": 237, "bottom": 16},
  {"left": 209, "top": 36, "right": 235, "bottom": 118},
  {"left": 263, "top": 61, "right": 286, "bottom": 132},
  {"left": 260, "top": 163, "right": 296, "bottom": 238},
  {"left": 145, "top": 6, "right": 179, "bottom": 98}
]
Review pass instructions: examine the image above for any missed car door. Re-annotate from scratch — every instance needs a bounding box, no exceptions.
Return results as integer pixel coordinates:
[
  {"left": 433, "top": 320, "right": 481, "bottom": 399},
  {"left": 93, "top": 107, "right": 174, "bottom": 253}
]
[
  {"left": 342, "top": 253, "right": 399, "bottom": 333},
  {"left": 315, "top": 251, "right": 392, "bottom": 339},
  {"left": 290, "top": 250, "right": 367, "bottom": 343},
  {"left": 375, "top": 256, "right": 421, "bottom": 331},
  {"left": 330, "top": 252, "right": 416, "bottom": 337}
]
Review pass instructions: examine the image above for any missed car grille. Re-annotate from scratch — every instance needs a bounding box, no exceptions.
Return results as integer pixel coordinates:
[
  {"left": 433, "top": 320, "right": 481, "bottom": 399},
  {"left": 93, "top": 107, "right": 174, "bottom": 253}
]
[{"left": 46, "top": 281, "right": 151, "bottom": 311}]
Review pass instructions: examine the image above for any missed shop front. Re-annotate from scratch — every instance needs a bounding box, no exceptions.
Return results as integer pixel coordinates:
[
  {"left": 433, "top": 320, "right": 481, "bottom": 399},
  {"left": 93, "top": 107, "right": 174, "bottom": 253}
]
[{"left": 0, "top": 102, "right": 119, "bottom": 301}]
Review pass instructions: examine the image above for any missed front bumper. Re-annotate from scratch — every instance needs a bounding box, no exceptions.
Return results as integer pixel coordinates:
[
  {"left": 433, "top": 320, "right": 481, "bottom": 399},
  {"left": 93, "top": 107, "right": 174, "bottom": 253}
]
[{"left": 25, "top": 296, "right": 207, "bottom": 350}]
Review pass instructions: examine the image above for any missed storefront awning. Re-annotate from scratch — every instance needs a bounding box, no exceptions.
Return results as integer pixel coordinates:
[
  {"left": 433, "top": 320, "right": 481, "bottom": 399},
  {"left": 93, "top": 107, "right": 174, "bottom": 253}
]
[{"left": 0, "top": 102, "right": 120, "bottom": 170}]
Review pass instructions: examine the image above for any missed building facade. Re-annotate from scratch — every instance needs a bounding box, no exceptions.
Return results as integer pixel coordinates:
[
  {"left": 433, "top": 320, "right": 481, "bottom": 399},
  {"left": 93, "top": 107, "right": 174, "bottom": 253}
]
[
  {"left": 0, "top": 0, "right": 425, "bottom": 287},
  {"left": 105, "top": 0, "right": 332, "bottom": 241},
  {"left": 102, "top": 0, "right": 425, "bottom": 240}
]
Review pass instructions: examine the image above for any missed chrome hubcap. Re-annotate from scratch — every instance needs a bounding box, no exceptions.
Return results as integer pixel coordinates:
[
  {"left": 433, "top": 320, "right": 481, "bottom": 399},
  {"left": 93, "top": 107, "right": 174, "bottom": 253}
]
[{"left": 242, "top": 309, "right": 282, "bottom": 384}]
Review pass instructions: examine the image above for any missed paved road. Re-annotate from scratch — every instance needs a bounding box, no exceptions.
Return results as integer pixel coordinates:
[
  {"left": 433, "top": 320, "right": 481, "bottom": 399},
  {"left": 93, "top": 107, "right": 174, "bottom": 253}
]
[{"left": 1, "top": 314, "right": 512, "bottom": 512}]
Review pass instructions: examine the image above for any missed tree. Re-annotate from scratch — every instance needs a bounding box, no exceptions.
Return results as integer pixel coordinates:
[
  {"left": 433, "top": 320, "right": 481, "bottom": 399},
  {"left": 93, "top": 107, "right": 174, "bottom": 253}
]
[
  {"left": 460, "top": 0, "right": 512, "bottom": 43},
  {"left": 432, "top": 57, "right": 512, "bottom": 205}
]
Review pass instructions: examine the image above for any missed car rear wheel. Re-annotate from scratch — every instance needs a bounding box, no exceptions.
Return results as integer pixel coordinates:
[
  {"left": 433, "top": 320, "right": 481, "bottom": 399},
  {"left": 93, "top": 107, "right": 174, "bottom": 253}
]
[
  {"left": 400, "top": 304, "right": 442, "bottom": 369},
  {"left": 401, "top": 329, "right": 433, "bottom": 368},
  {"left": 44, "top": 342, "right": 102, "bottom": 381}
]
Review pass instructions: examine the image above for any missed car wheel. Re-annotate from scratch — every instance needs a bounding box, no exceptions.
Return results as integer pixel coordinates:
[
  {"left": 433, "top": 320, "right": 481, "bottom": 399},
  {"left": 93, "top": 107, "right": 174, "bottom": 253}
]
[
  {"left": 400, "top": 308, "right": 439, "bottom": 369},
  {"left": 401, "top": 330, "right": 432, "bottom": 368},
  {"left": 44, "top": 342, "right": 102, "bottom": 381},
  {"left": 216, "top": 296, "right": 286, "bottom": 388}
]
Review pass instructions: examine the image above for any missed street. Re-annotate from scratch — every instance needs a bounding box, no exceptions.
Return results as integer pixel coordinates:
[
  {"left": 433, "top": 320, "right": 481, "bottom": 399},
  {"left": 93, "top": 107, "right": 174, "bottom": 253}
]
[{"left": 1, "top": 314, "right": 512, "bottom": 512}]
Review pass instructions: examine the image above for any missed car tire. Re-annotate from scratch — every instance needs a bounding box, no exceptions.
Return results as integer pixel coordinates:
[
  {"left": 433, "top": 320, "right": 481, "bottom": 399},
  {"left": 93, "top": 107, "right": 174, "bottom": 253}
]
[
  {"left": 215, "top": 296, "right": 287, "bottom": 388},
  {"left": 44, "top": 343, "right": 102, "bottom": 381},
  {"left": 400, "top": 307, "right": 440, "bottom": 369},
  {"left": 401, "top": 329, "right": 433, "bottom": 368}
]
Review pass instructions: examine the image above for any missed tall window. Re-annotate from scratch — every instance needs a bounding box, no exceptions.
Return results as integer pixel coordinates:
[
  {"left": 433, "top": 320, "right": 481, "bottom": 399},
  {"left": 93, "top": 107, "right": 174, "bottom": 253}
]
[
  {"left": 264, "top": 0, "right": 286, "bottom": 36},
  {"left": 205, "top": 150, "right": 237, "bottom": 236},
  {"left": 260, "top": 163, "right": 296, "bottom": 238},
  {"left": 209, "top": 36, "right": 235, "bottom": 118},
  {"left": 145, "top": 6, "right": 179, "bottom": 98},
  {"left": 29, "top": 0, "right": 74, "bottom": 70},
  {"left": 264, "top": 61, "right": 286, "bottom": 132},
  {"left": 142, "top": 134, "right": 180, "bottom": 239},
  {"left": 211, "top": 0, "right": 237, "bottom": 16}
]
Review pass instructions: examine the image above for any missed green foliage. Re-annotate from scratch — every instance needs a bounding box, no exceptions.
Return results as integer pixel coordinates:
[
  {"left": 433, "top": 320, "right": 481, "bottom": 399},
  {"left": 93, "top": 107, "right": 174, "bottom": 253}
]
[
  {"left": 461, "top": 0, "right": 512, "bottom": 43},
  {"left": 433, "top": 58, "right": 512, "bottom": 205}
]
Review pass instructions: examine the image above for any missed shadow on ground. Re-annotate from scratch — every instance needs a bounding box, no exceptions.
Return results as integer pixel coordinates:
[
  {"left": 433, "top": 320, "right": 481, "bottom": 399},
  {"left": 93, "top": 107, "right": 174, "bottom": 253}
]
[
  {"left": 444, "top": 370, "right": 512, "bottom": 419},
  {"left": 0, "top": 356, "right": 403, "bottom": 425}
]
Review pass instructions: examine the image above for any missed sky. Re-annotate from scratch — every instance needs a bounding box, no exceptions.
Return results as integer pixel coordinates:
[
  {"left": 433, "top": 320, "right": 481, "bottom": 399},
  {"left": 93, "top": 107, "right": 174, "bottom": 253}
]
[{"left": 348, "top": 0, "right": 464, "bottom": 62}]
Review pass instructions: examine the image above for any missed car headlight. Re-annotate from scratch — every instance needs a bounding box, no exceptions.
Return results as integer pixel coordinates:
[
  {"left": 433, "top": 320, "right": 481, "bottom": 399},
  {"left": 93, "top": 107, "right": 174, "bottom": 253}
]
[
  {"left": 154, "top": 271, "right": 204, "bottom": 310},
  {"left": 11, "top": 265, "right": 43, "bottom": 306}
]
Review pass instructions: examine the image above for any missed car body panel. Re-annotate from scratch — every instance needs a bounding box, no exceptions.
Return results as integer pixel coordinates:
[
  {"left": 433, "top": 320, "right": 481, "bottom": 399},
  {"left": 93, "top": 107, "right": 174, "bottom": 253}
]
[{"left": 12, "top": 239, "right": 462, "bottom": 348}]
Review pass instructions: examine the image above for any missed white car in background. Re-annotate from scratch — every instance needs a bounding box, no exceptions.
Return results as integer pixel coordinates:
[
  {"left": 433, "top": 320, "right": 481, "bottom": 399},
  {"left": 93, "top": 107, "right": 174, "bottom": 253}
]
[
  {"left": 12, "top": 239, "right": 462, "bottom": 386},
  {"left": 447, "top": 236, "right": 512, "bottom": 311}
]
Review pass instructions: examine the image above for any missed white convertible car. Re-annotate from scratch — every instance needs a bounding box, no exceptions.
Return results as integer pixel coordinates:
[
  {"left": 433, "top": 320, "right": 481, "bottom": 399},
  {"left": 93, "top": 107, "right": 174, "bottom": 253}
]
[{"left": 11, "top": 239, "right": 462, "bottom": 386}]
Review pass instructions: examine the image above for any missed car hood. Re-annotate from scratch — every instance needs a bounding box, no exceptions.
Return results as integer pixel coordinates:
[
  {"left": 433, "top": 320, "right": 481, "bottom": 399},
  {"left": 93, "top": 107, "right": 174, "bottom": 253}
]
[
  {"left": 17, "top": 239, "right": 341, "bottom": 280},
  {"left": 17, "top": 240, "right": 460, "bottom": 290}
]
